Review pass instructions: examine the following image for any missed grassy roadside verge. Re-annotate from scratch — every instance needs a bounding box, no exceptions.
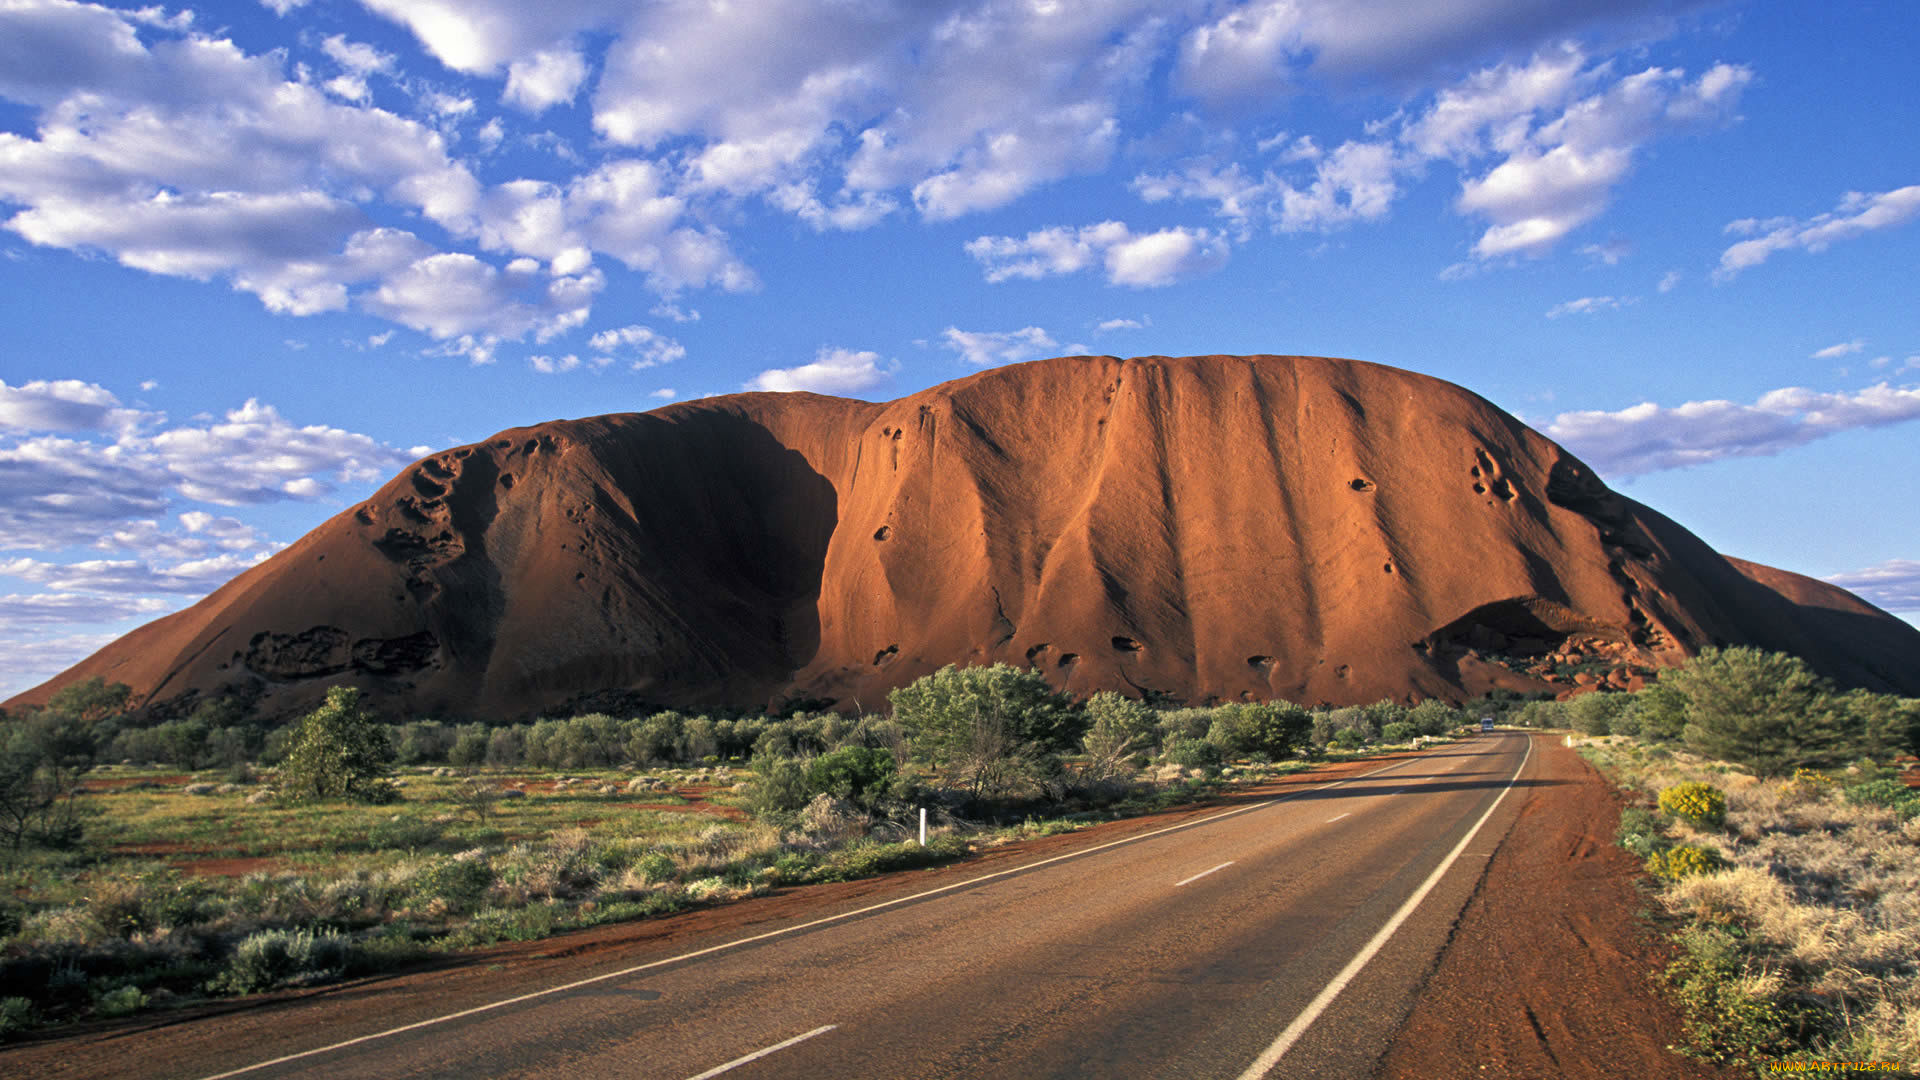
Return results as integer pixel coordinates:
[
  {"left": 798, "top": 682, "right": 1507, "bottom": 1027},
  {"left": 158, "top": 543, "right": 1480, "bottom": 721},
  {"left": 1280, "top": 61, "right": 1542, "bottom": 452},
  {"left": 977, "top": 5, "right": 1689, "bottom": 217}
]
[
  {"left": 0, "top": 744, "right": 1417, "bottom": 1040},
  {"left": 1573, "top": 735, "right": 1920, "bottom": 1074}
]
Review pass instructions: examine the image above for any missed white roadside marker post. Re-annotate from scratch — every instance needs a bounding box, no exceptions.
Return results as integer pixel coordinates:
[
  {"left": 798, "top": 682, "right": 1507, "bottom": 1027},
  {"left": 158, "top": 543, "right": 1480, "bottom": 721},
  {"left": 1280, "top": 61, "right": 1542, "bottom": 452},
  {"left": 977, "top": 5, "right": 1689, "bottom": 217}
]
[{"left": 919, "top": 806, "right": 928, "bottom": 847}]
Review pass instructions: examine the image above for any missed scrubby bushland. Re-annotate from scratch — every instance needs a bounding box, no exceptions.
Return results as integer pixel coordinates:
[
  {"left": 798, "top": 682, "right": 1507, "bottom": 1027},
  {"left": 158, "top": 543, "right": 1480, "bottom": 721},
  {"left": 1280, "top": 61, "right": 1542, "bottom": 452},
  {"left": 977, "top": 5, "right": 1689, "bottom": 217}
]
[{"left": 1582, "top": 734, "right": 1920, "bottom": 1068}]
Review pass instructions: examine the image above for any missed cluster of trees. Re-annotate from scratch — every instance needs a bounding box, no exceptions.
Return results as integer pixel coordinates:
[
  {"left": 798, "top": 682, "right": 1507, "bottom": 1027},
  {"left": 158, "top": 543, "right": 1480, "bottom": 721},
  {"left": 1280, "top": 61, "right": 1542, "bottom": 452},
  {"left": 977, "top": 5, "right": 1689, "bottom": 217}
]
[
  {"left": 1502, "top": 646, "right": 1919, "bottom": 777},
  {"left": 0, "top": 679, "right": 130, "bottom": 855}
]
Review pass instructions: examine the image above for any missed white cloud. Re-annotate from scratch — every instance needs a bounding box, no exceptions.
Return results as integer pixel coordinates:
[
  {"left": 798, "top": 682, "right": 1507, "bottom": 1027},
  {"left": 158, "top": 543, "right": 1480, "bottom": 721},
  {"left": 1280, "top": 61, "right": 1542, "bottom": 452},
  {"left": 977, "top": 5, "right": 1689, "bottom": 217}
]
[
  {"left": 1546, "top": 382, "right": 1920, "bottom": 478},
  {"left": 0, "top": 378, "right": 137, "bottom": 432},
  {"left": 1457, "top": 61, "right": 1752, "bottom": 258},
  {"left": 965, "top": 221, "right": 1227, "bottom": 288},
  {"left": 1823, "top": 559, "right": 1920, "bottom": 613},
  {"left": 1812, "top": 339, "right": 1865, "bottom": 360},
  {"left": 362, "top": 253, "right": 602, "bottom": 343},
  {"left": 587, "top": 324, "right": 685, "bottom": 369},
  {"left": 1717, "top": 186, "right": 1920, "bottom": 280},
  {"left": 320, "top": 34, "right": 395, "bottom": 76},
  {"left": 529, "top": 354, "right": 581, "bottom": 374},
  {"left": 0, "top": 630, "right": 126, "bottom": 700},
  {"left": 1545, "top": 295, "right": 1628, "bottom": 318},
  {"left": 1096, "top": 317, "right": 1144, "bottom": 333},
  {"left": 649, "top": 302, "right": 700, "bottom": 323},
  {"left": 1579, "top": 237, "right": 1631, "bottom": 265},
  {"left": 504, "top": 47, "right": 589, "bottom": 114},
  {"left": 649, "top": 388, "right": 676, "bottom": 401},
  {"left": 1137, "top": 45, "right": 1748, "bottom": 260},
  {"left": 1172, "top": 0, "right": 1709, "bottom": 103},
  {"left": 746, "top": 347, "right": 894, "bottom": 395},
  {"left": 939, "top": 327, "right": 1087, "bottom": 368},
  {"left": 0, "top": 552, "right": 269, "bottom": 595},
  {"left": 1657, "top": 269, "right": 1681, "bottom": 293}
]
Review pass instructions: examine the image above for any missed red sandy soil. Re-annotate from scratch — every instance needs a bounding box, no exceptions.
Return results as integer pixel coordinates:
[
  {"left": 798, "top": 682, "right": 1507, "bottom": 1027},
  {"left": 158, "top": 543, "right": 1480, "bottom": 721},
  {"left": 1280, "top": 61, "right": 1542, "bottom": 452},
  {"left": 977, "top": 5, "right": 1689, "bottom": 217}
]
[
  {"left": 13, "top": 354, "right": 1917, "bottom": 723},
  {"left": 1377, "top": 736, "right": 1744, "bottom": 1080}
]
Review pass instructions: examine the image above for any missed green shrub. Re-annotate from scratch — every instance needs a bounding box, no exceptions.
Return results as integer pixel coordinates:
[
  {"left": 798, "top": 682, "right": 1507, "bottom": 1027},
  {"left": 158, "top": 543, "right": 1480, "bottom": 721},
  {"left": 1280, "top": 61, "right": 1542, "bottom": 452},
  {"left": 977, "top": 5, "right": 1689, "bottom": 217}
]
[
  {"left": 890, "top": 663, "right": 1078, "bottom": 800},
  {"left": 637, "top": 852, "right": 677, "bottom": 884},
  {"left": 1164, "top": 736, "right": 1223, "bottom": 772},
  {"left": 1842, "top": 778, "right": 1919, "bottom": 817},
  {"left": 805, "top": 746, "right": 899, "bottom": 811},
  {"left": 215, "top": 928, "right": 351, "bottom": 994},
  {"left": 0, "top": 996, "right": 36, "bottom": 1039},
  {"left": 368, "top": 816, "right": 445, "bottom": 851},
  {"left": 1657, "top": 782, "right": 1728, "bottom": 830},
  {"left": 409, "top": 856, "right": 494, "bottom": 914},
  {"left": 1380, "top": 721, "right": 1417, "bottom": 743},
  {"left": 809, "top": 835, "right": 968, "bottom": 883},
  {"left": 93, "top": 984, "right": 148, "bottom": 1018},
  {"left": 1329, "top": 728, "right": 1367, "bottom": 751},
  {"left": 1646, "top": 844, "right": 1724, "bottom": 881},
  {"left": 278, "top": 687, "right": 398, "bottom": 803},
  {"left": 1616, "top": 806, "right": 1670, "bottom": 859},
  {"left": 1408, "top": 700, "right": 1459, "bottom": 737},
  {"left": 745, "top": 753, "right": 812, "bottom": 820},
  {"left": 1663, "top": 926, "right": 1806, "bottom": 1065}
]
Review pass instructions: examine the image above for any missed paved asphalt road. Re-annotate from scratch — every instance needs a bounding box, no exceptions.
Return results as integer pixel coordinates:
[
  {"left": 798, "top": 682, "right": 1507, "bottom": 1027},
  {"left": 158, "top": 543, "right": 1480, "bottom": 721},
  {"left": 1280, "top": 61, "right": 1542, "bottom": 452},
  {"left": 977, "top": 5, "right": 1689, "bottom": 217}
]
[{"left": 27, "top": 733, "right": 1542, "bottom": 1080}]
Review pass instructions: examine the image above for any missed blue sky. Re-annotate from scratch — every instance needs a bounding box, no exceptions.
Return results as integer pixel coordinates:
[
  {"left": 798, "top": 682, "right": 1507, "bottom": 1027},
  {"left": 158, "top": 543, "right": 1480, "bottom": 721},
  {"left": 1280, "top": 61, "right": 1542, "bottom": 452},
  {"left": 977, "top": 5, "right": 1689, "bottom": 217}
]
[{"left": 2, "top": 0, "right": 1917, "bottom": 699}]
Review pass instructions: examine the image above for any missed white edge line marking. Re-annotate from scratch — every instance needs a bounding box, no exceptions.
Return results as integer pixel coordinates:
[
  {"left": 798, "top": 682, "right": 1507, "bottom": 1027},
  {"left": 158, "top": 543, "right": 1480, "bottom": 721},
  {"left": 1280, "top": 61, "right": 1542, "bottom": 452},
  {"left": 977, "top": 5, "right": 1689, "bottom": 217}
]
[
  {"left": 1324, "top": 813, "right": 1350, "bottom": 823},
  {"left": 684, "top": 1024, "right": 836, "bottom": 1080},
  {"left": 1235, "top": 734, "right": 1534, "bottom": 1080},
  {"left": 1174, "top": 861, "right": 1235, "bottom": 887},
  {"left": 194, "top": 752, "right": 1431, "bottom": 1080}
]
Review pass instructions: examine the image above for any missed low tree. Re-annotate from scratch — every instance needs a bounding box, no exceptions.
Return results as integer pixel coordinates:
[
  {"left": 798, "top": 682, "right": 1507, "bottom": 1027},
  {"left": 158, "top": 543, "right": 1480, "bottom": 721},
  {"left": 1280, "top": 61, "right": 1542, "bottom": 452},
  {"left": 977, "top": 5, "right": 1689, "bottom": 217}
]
[
  {"left": 0, "top": 680, "right": 128, "bottom": 855},
  {"left": 277, "top": 687, "right": 396, "bottom": 802},
  {"left": 1670, "top": 647, "right": 1845, "bottom": 778},
  {"left": 890, "top": 664, "right": 1079, "bottom": 801}
]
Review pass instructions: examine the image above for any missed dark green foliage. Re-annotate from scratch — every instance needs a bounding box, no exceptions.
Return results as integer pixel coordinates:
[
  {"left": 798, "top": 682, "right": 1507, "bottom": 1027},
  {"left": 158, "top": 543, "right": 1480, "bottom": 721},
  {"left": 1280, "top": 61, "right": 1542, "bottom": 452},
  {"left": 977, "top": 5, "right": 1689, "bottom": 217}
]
[
  {"left": 409, "top": 857, "right": 495, "bottom": 914},
  {"left": 1407, "top": 699, "right": 1459, "bottom": 736},
  {"left": 1164, "top": 736, "right": 1224, "bottom": 772},
  {"left": 745, "top": 753, "right": 813, "bottom": 819},
  {"left": 1380, "top": 721, "right": 1418, "bottom": 743},
  {"left": 1616, "top": 806, "right": 1670, "bottom": 859},
  {"left": 277, "top": 687, "right": 397, "bottom": 803},
  {"left": 1671, "top": 648, "right": 1847, "bottom": 778},
  {"left": 1662, "top": 926, "right": 1823, "bottom": 1066},
  {"left": 1207, "top": 702, "right": 1313, "bottom": 759},
  {"left": 1627, "top": 679, "right": 1688, "bottom": 740},
  {"left": 447, "top": 726, "right": 489, "bottom": 766},
  {"left": 890, "top": 664, "right": 1079, "bottom": 800},
  {"left": 1, "top": 680, "right": 125, "bottom": 855},
  {"left": 1570, "top": 691, "right": 1633, "bottom": 736},
  {"left": 1842, "top": 778, "right": 1919, "bottom": 817},
  {"left": 804, "top": 746, "right": 899, "bottom": 811}
]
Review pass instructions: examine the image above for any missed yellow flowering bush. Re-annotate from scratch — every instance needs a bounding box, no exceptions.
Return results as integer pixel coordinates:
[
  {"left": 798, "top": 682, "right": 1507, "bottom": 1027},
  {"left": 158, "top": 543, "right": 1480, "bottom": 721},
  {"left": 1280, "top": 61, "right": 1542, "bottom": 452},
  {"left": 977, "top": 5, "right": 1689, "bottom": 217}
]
[
  {"left": 1659, "top": 781, "right": 1728, "bottom": 830},
  {"left": 1647, "top": 844, "right": 1725, "bottom": 881}
]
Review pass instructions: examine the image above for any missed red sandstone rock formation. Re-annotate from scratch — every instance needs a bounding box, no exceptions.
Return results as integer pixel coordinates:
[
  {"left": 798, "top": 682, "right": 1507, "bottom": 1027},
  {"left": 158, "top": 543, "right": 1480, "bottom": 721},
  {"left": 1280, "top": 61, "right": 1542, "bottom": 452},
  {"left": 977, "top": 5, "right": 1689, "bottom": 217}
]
[{"left": 12, "top": 354, "right": 1917, "bottom": 721}]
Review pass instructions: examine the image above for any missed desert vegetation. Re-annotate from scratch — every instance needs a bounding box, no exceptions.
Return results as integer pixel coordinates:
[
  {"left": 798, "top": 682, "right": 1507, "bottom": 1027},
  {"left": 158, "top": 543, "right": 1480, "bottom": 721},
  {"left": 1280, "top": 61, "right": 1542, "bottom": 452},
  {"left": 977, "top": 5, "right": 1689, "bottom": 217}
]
[
  {"left": 0, "top": 665, "right": 1466, "bottom": 1037},
  {"left": 1549, "top": 648, "right": 1920, "bottom": 1072}
]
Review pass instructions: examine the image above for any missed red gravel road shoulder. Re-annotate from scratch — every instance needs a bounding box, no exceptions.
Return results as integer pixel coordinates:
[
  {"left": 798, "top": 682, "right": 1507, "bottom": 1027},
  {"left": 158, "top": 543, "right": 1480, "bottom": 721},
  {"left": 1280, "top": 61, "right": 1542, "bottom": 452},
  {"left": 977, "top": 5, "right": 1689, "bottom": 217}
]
[{"left": 1376, "top": 734, "right": 1744, "bottom": 1080}]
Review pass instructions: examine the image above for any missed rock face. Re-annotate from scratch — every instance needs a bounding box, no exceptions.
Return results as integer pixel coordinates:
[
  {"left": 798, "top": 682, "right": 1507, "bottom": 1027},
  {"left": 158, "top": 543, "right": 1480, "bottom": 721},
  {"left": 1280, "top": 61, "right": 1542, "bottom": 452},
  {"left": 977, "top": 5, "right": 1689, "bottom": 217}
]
[{"left": 12, "top": 354, "right": 1919, "bottom": 721}]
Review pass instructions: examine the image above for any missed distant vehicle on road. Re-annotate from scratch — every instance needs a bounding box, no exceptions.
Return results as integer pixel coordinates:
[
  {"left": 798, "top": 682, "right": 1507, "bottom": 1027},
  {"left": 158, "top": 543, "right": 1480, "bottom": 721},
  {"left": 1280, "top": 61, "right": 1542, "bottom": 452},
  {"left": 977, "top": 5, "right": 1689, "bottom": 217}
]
[{"left": 1480, "top": 717, "right": 1495, "bottom": 733}]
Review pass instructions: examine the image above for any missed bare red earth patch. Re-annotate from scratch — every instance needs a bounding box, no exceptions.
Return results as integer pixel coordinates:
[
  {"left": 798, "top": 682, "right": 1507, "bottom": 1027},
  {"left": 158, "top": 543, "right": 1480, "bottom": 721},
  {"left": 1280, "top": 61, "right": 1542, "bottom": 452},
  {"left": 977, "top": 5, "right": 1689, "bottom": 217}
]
[{"left": 1376, "top": 736, "right": 1744, "bottom": 1080}]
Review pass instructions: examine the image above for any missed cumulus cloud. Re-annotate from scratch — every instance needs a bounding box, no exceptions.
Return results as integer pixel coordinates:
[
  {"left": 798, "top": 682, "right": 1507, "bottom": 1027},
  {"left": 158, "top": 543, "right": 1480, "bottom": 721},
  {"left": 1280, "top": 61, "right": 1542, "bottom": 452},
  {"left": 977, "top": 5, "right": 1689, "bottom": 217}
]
[
  {"left": 588, "top": 324, "right": 685, "bottom": 369},
  {"left": 1545, "top": 382, "right": 1920, "bottom": 478},
  {"left": 1096, "top": 317, "right": 1145, "bottom": 333},
  {"left": 0, "top": 378, "right": 140, "bottom": 432},
  {"left": 1137, "top": 44, "right": 1748, "bottom": 259},
  {"left": 745, "top": 348, "right": 894, "bottom": 395},
  {"left": 1717, "top": 186, "right": 1920, "bottom": 280},
  {"left": 0, "top": 388, "right": 422, "bottom": 549},
  {"left": 965, "top": 221, "right": 1228, "bottom": 287},
  {"left": 1172, "top": 0, "right": 1713, "bottom": 102},
  {"left": 504, "top": 46, "right": 589, "bottom": 113},
  {"left": 939, "top": 327, "right": 1088, "bottom": 368},
  {"left": 1824, "top": 560, "right": 1920, "bottom": 613},
  {"left": 0, "top": 552, "right": 269, "bottom": 595}
]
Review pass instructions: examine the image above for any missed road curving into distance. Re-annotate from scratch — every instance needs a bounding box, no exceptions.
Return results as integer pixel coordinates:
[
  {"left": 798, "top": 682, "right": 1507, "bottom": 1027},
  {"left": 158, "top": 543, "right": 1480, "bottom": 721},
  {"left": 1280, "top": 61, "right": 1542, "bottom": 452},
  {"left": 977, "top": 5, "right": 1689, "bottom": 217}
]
[{"left": 12, "top": 733, "right": 1544, "bottom": 1080}]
